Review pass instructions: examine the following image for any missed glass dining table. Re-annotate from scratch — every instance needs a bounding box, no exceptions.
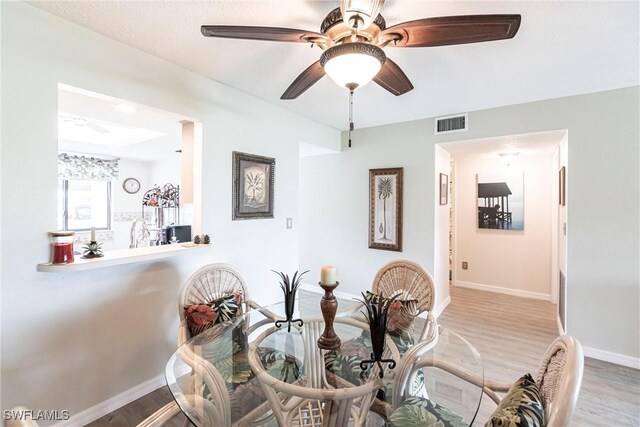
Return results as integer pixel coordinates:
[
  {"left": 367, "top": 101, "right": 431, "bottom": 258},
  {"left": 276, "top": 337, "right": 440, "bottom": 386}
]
[{"left": 165, "top": 294, "right": 484, "bottom": 427}]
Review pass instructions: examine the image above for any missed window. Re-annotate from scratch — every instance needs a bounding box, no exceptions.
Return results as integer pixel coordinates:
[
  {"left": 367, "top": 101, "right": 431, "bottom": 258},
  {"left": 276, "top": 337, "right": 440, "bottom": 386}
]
[
  {"left": 58, "top": 179, "right": 112, "bottom": 231},
  {"left": 57, "top": 153, "right": 118, "bottom": 231}
]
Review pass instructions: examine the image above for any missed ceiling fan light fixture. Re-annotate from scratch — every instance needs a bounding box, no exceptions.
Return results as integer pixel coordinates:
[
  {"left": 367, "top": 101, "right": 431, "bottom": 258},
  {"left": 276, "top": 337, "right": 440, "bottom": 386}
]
[
  {"left": 340, "top": 0, "right": 385, "bottom": 30},
  {"left": 320, "top": 43, "right": 386, "bottom": 89}
]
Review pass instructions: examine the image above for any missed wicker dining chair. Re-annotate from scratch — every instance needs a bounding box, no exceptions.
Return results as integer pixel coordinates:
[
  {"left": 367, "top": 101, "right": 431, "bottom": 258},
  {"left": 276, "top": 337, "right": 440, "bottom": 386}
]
[
  {"left": 178, "top": 263, "right": 261, "bottom": 347},
  {"left": 391, "top": 334, "right": 584, "bottom": 427},
  {"left": 371, "top": 260, "right": 437, "bottom": 342}
]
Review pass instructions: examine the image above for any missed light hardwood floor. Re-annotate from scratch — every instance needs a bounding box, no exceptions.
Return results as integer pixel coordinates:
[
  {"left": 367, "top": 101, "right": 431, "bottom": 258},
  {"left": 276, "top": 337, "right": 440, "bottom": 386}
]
[
  {"left": 439, "top": 286, "right": 640, "bottom": 426},
  {"left": 88, "top": 286, "right": 640, "bottom": 427}
]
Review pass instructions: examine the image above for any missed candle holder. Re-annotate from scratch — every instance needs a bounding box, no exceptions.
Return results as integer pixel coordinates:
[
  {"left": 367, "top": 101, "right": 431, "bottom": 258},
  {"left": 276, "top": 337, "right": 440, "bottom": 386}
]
[
  {"left": 81, "top": 241, "right": 104, "bottom": 259},
  {"left": 317, "top": 281, "right": 341, "bottom": 351},
  {"left": 273, "top": 270, "right": 308, "bottom": 332},
  {"left": 50, "top": 231, "right": 75, "bottom": 264},
  {"left": 356, "top": 292, "right": 398, "bottom": 379}
]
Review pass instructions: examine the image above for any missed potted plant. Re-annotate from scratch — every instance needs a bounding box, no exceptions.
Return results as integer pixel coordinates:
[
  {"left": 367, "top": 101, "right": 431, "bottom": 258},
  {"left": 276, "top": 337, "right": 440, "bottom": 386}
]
[
  {"left": 272, "top": 270, "right": 308, "bottom": 332},
  {"left": 356, "top": 292, "right": 399, "bottom": 378}
]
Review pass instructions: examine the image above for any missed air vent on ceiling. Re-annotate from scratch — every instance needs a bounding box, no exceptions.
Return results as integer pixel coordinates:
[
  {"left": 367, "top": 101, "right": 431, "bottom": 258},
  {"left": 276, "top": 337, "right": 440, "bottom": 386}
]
[{"left": 434, "top": 113, "right": 468, "bottom": 135}]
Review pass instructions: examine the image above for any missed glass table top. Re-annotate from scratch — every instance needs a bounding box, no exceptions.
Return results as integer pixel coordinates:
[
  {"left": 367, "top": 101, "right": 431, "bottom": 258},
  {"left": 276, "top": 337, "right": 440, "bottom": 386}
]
[{"left": 166, "top": 295, "right": 483, "bottom": 426}]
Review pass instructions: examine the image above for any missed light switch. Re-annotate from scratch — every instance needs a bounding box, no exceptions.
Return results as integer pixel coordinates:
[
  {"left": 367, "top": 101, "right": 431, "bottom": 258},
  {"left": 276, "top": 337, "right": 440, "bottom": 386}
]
[{"left": 286, "top": 218, "right": 293, "bottom": 229}]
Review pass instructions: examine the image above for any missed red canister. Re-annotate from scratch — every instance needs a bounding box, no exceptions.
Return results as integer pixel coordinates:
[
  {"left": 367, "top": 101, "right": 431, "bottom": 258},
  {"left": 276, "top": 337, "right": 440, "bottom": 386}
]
[{"left": 50, "top": 231, "right": 75, "bottom": 264}]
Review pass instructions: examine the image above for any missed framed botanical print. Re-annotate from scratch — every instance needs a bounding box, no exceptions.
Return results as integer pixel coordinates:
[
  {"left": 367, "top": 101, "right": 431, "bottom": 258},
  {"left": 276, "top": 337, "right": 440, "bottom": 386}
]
[
  {"left": 232, "top": 151, "right": 275, "bottom": 220},
  {"left": 369, "top": 167, "right": 403, "bottom": 251},
  {"left": 439, "top": 173, "right": 449, "bottom": 205}
]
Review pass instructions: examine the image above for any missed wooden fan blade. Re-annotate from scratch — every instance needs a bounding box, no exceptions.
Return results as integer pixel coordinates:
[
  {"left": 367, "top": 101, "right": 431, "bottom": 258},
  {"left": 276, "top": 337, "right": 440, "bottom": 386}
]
[
  {"left": 382, "top": 15, "right": 521, "bottom": 48},
  {"left": 201, "top": 25, "right": 327, "bottom": 44},
  {"left": 281, "top": 61, "right": 325, "bottom": 100},
  {"left": 373, "top": 58, "right": 414, "bottom": 96}
]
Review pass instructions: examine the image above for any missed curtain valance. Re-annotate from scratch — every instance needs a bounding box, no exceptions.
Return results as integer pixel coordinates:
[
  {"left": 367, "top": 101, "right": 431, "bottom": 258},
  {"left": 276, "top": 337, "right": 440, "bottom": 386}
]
[{"left": 58, "top": 153, "right": 119, "bottom": 181}]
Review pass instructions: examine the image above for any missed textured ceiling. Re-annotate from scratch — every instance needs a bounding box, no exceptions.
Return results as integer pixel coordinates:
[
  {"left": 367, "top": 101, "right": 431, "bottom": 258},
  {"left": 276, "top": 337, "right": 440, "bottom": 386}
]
[
  {"left": 29, "top": 1, "right": 640, "bottom": 130},
  {"left": 58, "top": 86, "right": 183, "bottom": 161}
]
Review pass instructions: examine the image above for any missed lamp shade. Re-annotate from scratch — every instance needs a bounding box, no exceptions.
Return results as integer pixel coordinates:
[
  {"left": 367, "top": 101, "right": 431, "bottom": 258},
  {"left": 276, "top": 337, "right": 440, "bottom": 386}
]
[
  {"left": 320, "top": 43, "right": 386, "bottom": 89},
  {"left": 341, "top": 0, "right": 385, "bottom": 30}
]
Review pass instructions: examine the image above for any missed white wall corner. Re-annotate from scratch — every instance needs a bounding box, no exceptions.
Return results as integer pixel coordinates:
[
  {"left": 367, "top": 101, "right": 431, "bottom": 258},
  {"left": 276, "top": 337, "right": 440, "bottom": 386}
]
[
  {"left": 433, "top": 295, "right": 451, "bottom": 319},
  {"left": 583, "top": 346, "right": 640, "bottom": 370},
  {"left": 52, "top": 374, "right": 166, "bottom": 427},
  {"left": 455, "top": 280, "right": 551, "bottom": 301},
  {"left": 556, "top": 314, "right": 565, "bottom": 335}
]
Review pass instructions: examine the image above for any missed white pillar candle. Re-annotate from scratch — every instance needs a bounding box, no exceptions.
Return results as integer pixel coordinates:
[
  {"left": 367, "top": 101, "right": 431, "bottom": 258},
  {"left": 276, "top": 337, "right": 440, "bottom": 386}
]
[
  {"left": 320, "top": 265, "right": 337, "bottom": 285},
  {"left": 90, "top": 226, "right": 96, "bottom": 242}
]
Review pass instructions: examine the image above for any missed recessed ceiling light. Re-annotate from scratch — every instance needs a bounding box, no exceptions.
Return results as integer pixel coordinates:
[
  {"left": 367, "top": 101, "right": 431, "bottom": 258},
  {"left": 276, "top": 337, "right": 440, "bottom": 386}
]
[
  {"left": 498, "top": 152, "right": 520, "bottom": 157},
  {"left": 114, "top": 103, "right": 137, "bottom": 114}
]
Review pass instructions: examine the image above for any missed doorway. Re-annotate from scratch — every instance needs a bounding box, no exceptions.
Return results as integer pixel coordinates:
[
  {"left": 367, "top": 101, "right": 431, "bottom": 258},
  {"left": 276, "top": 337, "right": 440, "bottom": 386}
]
[{"left": 437, "top": 130, "right": 568, "bottom": 331}]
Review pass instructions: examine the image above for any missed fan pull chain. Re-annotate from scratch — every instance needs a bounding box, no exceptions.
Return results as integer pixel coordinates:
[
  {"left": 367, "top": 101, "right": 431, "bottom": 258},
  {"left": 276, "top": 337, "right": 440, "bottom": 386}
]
[{"left": 348, "top": 89, "right": 354, "bottom": 148}]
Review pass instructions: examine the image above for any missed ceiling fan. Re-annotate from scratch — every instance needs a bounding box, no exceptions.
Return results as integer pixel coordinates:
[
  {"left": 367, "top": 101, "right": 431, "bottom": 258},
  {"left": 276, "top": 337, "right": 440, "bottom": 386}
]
[
  {"left": 201, "top": 0, "right": 521, "bottom": 99},
  {"left": 59, "top": 113, "right": 110, "bottom": 134}
]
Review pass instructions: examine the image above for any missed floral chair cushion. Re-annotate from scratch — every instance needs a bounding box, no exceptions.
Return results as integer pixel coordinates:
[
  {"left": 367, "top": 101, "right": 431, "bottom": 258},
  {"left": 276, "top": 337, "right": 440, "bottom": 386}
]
[
  {"left": 199, "top": 324, "right": 303, "bottom": 421},
  {"left": 364, "top": 291, "right": 419, "bottom": 335},
  {"left": 183, "top": 293, "right": 243, "bottom": 337},
  {"left": 390, "top": 396, "right": 467, "bottom": 427},
  {"left": 485, "top": 373, "right": 544, "bottom": 427}
]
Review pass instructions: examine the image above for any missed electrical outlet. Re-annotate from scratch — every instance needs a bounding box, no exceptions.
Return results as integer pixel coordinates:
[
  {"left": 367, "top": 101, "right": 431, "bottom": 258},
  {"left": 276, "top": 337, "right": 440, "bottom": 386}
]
[
  {"left": 462, "top": 261, "right": 468, "bottom": 270},
  {"left": 286, "top": 218, "right": 293, "bottom": 229}
]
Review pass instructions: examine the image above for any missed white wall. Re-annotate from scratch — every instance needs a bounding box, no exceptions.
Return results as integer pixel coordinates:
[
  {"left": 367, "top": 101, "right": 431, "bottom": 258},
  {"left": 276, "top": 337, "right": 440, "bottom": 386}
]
[
  {"left": 1, "top": 2, "right": 339, "bottom": 423},
  {"left": 149, "top": 153, "right": 181, "bottom": 189},
  {"left": 452, "top": 153, "right": 554, "bottom": 298},
  {"left": 109, "top": 158, "right": 153, "bottom": 250},
  {"left": 433, "top": 145, "right": 451, "bottom": 311},
  {"left": 300, "top": 86, "right": 639, "bottom": 363},
  {"left": 299, "top": 121, "right": 450, "bottom": 312},
  {"left": 435, "top": 88, "right": 640, "bottom": 362}
]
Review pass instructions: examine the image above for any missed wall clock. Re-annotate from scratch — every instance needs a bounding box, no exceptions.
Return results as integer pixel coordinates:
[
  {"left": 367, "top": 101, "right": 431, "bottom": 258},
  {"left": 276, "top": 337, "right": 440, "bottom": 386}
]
[{"left": 123, "top": 177, "right": 141, "bottom": 194}]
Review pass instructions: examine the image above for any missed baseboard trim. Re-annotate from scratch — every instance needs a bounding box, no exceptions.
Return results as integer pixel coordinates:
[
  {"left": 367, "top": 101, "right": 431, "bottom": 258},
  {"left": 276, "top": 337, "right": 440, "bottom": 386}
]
[
  {"left": 300, "top": 283, "right": 359, "bottom": 302},
  {"left": 54, "top": 374, "right": 166, "bottom": 427},
  {"left": 455, "top": 280, "right": 551, "bottom": 301},
  {"left": 583, "top": 346, "right": 640, "bottom": 370},
  {"left": 433, "top": 295, "right": 451, "bottom": 319}
]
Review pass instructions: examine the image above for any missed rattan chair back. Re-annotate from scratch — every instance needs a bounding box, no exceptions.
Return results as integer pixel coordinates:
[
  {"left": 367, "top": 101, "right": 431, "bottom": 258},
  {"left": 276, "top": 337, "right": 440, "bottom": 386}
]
[
  {"left": 371, "top": 259, "right": 435, "bottom": 315},
  {"left": 536, "top": 335, "right": 584, "bottom": 426}
]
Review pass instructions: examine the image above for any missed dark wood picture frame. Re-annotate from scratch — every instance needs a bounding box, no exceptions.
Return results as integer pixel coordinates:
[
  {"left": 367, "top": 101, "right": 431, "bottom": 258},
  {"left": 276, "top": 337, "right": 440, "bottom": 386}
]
[
  {"left": 559, "top": 166, "right": 566, "bottom": 206},
  {"left": 439, "top": 173, "right": 449, "bottom": 205},
  {"left": 232, "top": 151, "right": 275, "bottom": 220},
  {"left": 369, "top": 167, "right": 403, "bottom": 252}
]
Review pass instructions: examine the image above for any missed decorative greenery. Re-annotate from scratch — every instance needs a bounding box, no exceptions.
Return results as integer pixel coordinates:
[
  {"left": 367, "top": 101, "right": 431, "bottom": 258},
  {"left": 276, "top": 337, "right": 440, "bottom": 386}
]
[
  {"left": 245, "top": 170, "right": 265, "bottom": 204},
  {"left": 355, "top": 291, "right": 399, "bottom": 378},
  {"left": 81, "top": 241, "right": 103, "bottom": 258},
  {"left": 377, "top": 177, "right": 394, "bottom": 240},
  {"left": 272, "top": 269, "right": 309, "bottom": 332}
]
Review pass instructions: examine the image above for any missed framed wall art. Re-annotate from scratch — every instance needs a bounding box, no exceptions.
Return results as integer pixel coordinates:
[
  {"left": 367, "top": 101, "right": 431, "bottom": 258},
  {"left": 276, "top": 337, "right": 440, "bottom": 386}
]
[
  {"left": 477, "top": 171, "right": 524, "bottom": 230},
  {"left": 559, "top": 166, "right": 566, "bottom": 206},
  {"left": 439, "top": 173, "right": 449, "bottom": 205},
  {"left": 369, "top": 167, "right": 403, "bottom": 251},
  {"left": 232, "top": 151, "right": 275, "bottom": 220}
]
